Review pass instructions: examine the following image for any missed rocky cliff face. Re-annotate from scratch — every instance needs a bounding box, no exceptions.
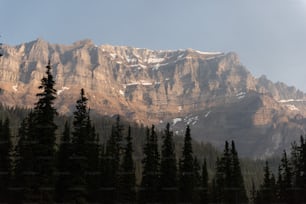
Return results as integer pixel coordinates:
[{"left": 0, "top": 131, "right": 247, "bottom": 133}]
[{"left": 1, "top": 38, "right": 305, "bottom": 158}]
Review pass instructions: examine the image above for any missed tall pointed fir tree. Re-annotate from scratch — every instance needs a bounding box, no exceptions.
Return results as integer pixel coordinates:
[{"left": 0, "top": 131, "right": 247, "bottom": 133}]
[
  {"left": 255, "top": 161, "right": 277, "bottom": 204},
  {"left": 140, "top": 125, "right": 160, "bottom": 203},
  {"left": 278, "top": 150, "right": 293, "bottom": 203},
  {"left": 179, "top": 125, "right": 195, "bottom": 203},
  {"left": 100, "top": 115, "right": 124, "bottom": 203},
  {"left": 0, "top": 118, "right": 13, "bottom": 203},
  {"left": 201, "top": 158, "right": 209, "bottom": 204},
  {"left": 55, "top": 121, "right": 71, "bottom": 202},
  {"left": 230, "top": 140, "right": 248, "bottom": 204},
  {"left": 33, "top": 60, "right": 58, "bottom": 202},
  {"left": 212, "top": 140, "right": 247, "bottom": 204},
  {"left": 118, "top": 125, "right": 136, "bottom": 203},
  {"left": 213, "top": 141, "right": 231, "bottom": 203},
  {"left": 291, "top": 136, "right": 306, "bottom": 203},
  {"left": 193, "top": 156, "right": 202, "bottom": 204},
  {"left": 222, "top": 141, "right": 232, "bottom": 203},
  {"left": 250, "top": 179, "right": 257, "bottom": 204},
  {"left": 160, "top": 123, "right": 177, "bottom": 204},
  {"left": 14, "top": 61, "right": 58, "bottom": 202},
  {"left": 13, "top": 112, "right": 36, "bottom": 202},
  {"left": 212, "top": 157, "right": 224, "bottom": 203},
  {"left": 69, "top": 88, "right": 90, "bottom": 203},
  {"left": 86, "top": 117, "right": 100, "bottom": 203}
]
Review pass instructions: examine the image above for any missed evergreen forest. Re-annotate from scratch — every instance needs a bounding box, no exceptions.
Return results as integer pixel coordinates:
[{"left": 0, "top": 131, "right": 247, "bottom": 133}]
[{"left": 0, "top": 62, "right": 306, "bottom": 203}]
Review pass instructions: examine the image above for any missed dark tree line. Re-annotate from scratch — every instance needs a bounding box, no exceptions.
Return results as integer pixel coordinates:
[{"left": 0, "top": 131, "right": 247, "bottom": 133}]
[
  {"left": 0, "top": 61, "right": 250, "bottom": 203},
  {"left": 212, "top": 141, "right": 248, "bottom": 204},
  {"left": 253, "top": 136, "right": 306, "bottom": 204}
]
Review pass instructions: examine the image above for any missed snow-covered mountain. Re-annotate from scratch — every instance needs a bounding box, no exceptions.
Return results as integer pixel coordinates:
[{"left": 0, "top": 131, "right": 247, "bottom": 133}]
[{"left": 1, "top": 38, "right": 306, "bottom": 158}]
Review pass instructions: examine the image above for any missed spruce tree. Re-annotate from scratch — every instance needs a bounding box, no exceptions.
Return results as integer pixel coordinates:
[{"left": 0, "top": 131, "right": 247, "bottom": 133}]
[
  {"left": 278, "top": 150, "right": 293, "bottom": 203},
  {"left": 250, "top": 179, "right": 256, "bottom": 204},
  {"left": 69, "top": 88, "right": 90, "bottom": 203},
  {"left": 193, "top": 156, "right": 202, "bottom": 204},
  {"left": 86, "top": 121, "right": 100, "bottom": 203},
  {"left": 178, "top": 125, "right": 194, "bottom": 203},
  {"left": 140, "top": 125, "right": 160, "bottom": 203},
  {"left": 55, "top": 121, "right": 71, "bottom": 202},
  {"left": 201, "top": 158, "right": 209, "bottom": 204},
  {"left": 0, "top": 118, "right": 12, "bottom": 203},
  {"left": 213, "top": 140, "right": 248, "bottom": 204},
  {"left": 13, "top": 112, "right": 37, "bottom": 202},
  {"left": 100, "top": 115, "right": 123, "bottom": 203},
  {"left": 255, "top": 161, "right": 277, "bottom": 204},
  {"left": 291, "top": 136, "right": 306, "bottom": 203},
  {"left": 213, "top": 157, "right": 225, "bottom": 203},
  {"left": 33, "top": 60, "right": 58, "bottom": 202},
  {"left": 13, "top": 61, "right": 58, "bottom": 203},
  {"left": 222, "top": 141, "right": 232, "bottom": 203},
  {"left": 230, "top": 140, "right": 248, "bottom": 204},
  {"left": 118, "top": 126, "right": 136, "bottom": 203},
  {"left": 160, "top": 123, "right": 177, "bottom": 204}
]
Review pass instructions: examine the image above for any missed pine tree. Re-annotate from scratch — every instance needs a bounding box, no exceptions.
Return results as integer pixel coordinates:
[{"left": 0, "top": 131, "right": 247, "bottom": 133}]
[
  {"left": 222, "top": 141, "right": 233, "bottom": 203},
  {"left": 85, "top": 119, "right": 100, "bottom": 203},
  {"left": 13, "top": 61, "right": 58, "bottom": 203},
  {"left": 160, "top": 123, "right": 177, "bottom": 204},
  {"left": 31, "top": 60, "right": 58, "bottom": 202},
  {"left": 213, "top": 157, "right": 224, "bottom": 203},
  {"left": 270, "top": 173, "right": 277, "bottom": 202},
  {"left": 100, "top": 115, "right": 124, "bottom": 203},
  {"left": 193, "top": 156, "right": 202, "bottom": 204},
  {"left": 212, "top": 140, "right": 248, "bottom": 204},
  {"left": 69, "top": 88, "right": 90, "bottom": 203},
  {"left": 0, "top": 118, "right": 12, "bottom": 203},
  {"left": 179, "top": 125, "right": 194, "bottom": 203},
  {"left": 118, "top": 126, "right": 136, "bottom": 203},
  {"left": 201, "top": 158, "right": 209, "bottom": 204},
  {"left": 291, "top": 136, "right": 306, "bottom": 203},
  {"left": 140, "top": 125, "right": 160, "bottom": 203},
  {"left": 250, "top": 179, "right": 256, "bottom": 204},
  {"left": 278, "top": 150, "right": 292, "bottom": 203},
  {"left": 230, "top": 140, "right": 248, "bottom": 204},
  {"left": 55, "top": 121, "right": 71, "bottom": 202},
  {"left": 13, "top": 112, "right": 37, "bottom": 202},
  {"left": 255, "top": 161, "right": 277, "bottom": 204}
]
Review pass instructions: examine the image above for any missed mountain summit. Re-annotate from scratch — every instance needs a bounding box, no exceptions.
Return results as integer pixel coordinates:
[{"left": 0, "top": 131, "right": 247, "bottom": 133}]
[{"left": 0, "top": 39, "right": 305, "bottom": 158}]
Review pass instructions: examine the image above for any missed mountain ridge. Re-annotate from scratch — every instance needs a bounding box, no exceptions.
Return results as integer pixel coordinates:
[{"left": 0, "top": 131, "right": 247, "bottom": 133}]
[{"left": 0, "top": 38, "right": 305, "bottom": 158}]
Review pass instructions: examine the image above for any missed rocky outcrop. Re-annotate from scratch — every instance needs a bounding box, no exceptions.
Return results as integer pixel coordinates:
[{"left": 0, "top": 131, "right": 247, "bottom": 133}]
[{"left": 0, "top": 38, "right": 305, "bottom": 158}]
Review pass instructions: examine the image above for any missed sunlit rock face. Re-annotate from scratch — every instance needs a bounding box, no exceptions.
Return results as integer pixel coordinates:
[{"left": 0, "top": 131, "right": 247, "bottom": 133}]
[{"left": 1, "top": 38, "right": 306, "bottom": 158}]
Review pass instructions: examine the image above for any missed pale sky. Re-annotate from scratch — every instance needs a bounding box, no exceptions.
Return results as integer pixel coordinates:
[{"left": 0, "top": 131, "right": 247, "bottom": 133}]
[{"left": 1, "top": 0, "right": 306, "bottom": 91}]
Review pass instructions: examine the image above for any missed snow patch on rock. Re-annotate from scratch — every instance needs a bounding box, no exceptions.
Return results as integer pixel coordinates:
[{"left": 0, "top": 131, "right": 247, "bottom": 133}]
[
  {"left": 205, "top": 111, "right": 211, "bottom": 118},
  {"left": 286, "top": 104, "right": 299, "bottom": 111},
  {"left": 119, "top": 90, "right": 124, "bottom": 96},
  {"left": 184, "top": 115, "right": 199, "bottom": 125},
  {"left": 236, "top": 92, "right": 246, "bottom": 99},
  {"left": 57, "top": 87, "right": 70, "bottom": 95},
  {"left": 12, "top": 84, "right": 18, "bottom": 92},
  {"left": 173, "top": 118, "right": 182, "bottom": 126}
]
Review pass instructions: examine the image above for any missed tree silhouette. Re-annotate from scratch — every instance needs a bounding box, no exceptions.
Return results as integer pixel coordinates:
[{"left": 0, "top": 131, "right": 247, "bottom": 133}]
[
  {"left": 14, "top": 61, "right": 58, "bottom": 203},
  {"left": 201, "top": 158, "right": 209, "bottom": 204},
  {"left": 55, "top": 121, "right": 71, "bottom": 202},
  {"left": 69, "top": 88, "right": 90, "bottom": 203},
  {"left": 100, "top": 115, "right": 124, "bottom": 203},
  {"left": 255, "top": 161, "right": 277, "bottom": 204},
  {"left": 140, "top": 125, "right": 160, "bottom": 203},
  {"left": 118, "top": 125, "right": 136, "bottom": 203},
  {"left": 0, "top": 118, "right": 13, "bottom": 203},
  {"left": 179, "top": 125, "right": 194, "bottom": 203},
  {"left": 160, "top": 123, "right": 177, "bottom": 203},
  {"left": 230, "top": 141, "right": 248, "bottom": 204}
]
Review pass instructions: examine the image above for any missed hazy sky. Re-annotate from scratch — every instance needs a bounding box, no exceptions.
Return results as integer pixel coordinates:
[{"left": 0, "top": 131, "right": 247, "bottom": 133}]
[{"left": 1, "top": 0, "right": 306, "bottom": 91}]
